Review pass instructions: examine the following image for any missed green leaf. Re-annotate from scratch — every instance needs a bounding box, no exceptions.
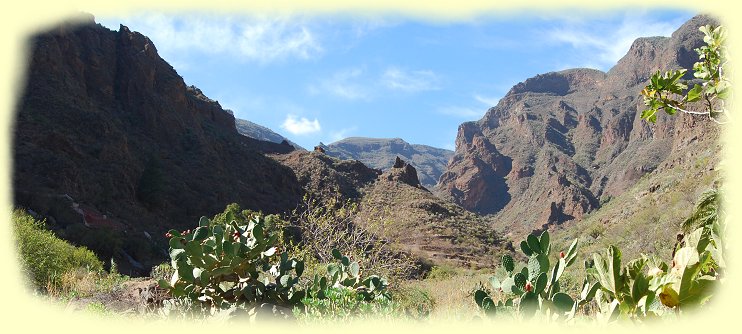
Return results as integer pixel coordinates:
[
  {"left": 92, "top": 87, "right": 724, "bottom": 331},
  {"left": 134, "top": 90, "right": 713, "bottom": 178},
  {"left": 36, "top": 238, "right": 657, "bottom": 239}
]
[
  {"left": 331, "top": 248, "right": 342, "bottom": 260},
  {"left": 565, "top": 238, "right": 579, "bottom": 262},
  {"left": 528, "top": 254, "right": 549, "bottom": 281},
  {"left": 252, "top": 225, "right": 264, "bottom": 241},
  {"left": 198, "top": 216, "right": 210, "bottom": 227},
  {"left": 539, "top": 230, "right": 550, "bottom": 254},
  {"left": 687, "top": 84, "right": 703, "bottom": 102},
  {"left": 641, "top": 108, "right": 658, "bottom": 123},
  {"left": 501, "top": 254, "right": 515, "bottom": 273},
  {"left": 659, "top": 285, "right": 680, "bottom": 308},
  {"left": 192, "top": 226, "right": 209, "bottom": 241},
  {"left": 474, "top": 290, "right": 497, "bottom": 315},
  {"left": 527, "top": 234, "right": 541, "bottom": 255},
  {"left": 535, "top": 272, "right": 547, "bottom": 295},
  {"left": 157, "top": 279, "right": 171, "bottom": 289},
  {"left": 552, "top": 292, "right": 574, "bottom": 313},
  {"left": 631, "top": 272, "right": 649, "bottom": 305},
  {"left": 295, "top": 261, "right": 305, "bottom": 277},
  {"left": 169, "top": 237, "right": 185, "bottom": 249},
  {"left": 520, "top": 240, "right": 533, "bottom": 257},
  {"left": 513, "top": 272, "right": 527, "bottom": 291},
  {"left": 349, "top": 262, "right": 360, "bottom": 277}
]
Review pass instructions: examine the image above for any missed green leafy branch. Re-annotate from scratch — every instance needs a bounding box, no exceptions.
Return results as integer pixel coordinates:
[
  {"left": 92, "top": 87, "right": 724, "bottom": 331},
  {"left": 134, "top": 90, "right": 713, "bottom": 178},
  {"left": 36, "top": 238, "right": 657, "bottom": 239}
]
[{"left": 641, "top": 25, "right": 731, "bottom": 124}]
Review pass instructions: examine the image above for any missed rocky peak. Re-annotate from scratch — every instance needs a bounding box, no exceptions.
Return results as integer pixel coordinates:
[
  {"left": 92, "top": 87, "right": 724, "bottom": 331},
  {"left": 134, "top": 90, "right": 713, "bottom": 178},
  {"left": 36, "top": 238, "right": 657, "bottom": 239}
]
[
  {"left": 438, "top": 14, "right": 720, "bottom": 232},
  {"left": 384, "top": 157, "right": 422, "bottom": 188}
]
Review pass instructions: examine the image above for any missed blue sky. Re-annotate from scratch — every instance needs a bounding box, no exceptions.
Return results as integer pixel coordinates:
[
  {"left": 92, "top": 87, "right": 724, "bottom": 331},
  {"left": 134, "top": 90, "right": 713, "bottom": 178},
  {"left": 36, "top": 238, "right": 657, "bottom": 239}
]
[{"left": 98, "top": 9, "right": 694, "bottom": 150}]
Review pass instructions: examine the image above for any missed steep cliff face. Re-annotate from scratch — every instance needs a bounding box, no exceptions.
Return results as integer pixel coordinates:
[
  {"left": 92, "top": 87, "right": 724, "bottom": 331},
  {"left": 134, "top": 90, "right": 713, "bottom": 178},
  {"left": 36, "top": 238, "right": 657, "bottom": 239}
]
[
  {"left": 437, "top": 15, "right": 721, "bottom": 233},
  {"left": 13, "top": 16, "right": 302, "bottom": 273}
]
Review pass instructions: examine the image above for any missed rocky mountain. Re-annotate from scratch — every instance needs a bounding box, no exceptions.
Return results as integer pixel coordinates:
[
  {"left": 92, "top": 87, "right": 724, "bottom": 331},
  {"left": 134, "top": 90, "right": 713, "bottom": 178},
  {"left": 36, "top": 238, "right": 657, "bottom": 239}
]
[
  {"left": 234, "top": 117, "right": 304, "bottom": 150},
  {"left": 320, "top": 137, "right": 454, "bottom": 188},
  {"left": 12, "top": 15, "right": 302, "bottom": 274},
  {"left": 355, "top": 157, "right": 503, "bottom": 268},
  {"left": 437, "top": 15, "right": 721, "bottom": 234}
]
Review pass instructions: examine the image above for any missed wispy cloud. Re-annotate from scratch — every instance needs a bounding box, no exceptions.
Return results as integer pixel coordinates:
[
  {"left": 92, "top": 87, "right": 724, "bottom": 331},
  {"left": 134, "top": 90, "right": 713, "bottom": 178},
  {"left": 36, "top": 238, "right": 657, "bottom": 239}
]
[
  {"left": 309, "top": 66, "right": 442, "bottom": 100},
  {"left": 543, "top": 12, "right": 686, "bottom": 70},
  {"left": 111, "top": 13, "right": 322, "bottom": 64},
  {"left": 329, "top": 126, "right": 358, "bottom": 142},
  {"left": 381, "top": 67, "right": 441, "bottom": 92},
  {"left": 474, "top": 94, "right": 501, "bottom": 107},
  {"left": 436, "top": 106, "right": 483, "bottom": 118},
  {"left": 308, "top": 68, "right": 369, "bottom": 100},
  {"left": 281, "top": 114, "right": 321, "bottom": 135}
]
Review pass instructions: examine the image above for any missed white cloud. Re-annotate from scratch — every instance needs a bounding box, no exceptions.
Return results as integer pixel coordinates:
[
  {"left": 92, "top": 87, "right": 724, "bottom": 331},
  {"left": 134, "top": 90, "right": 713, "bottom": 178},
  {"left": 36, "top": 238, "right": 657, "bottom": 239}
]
[
  {"left": 112, "top": 13, "right": 322, "bottom": 63},
  {"left": 329, "top": 126, "right": 358, "bottom": 142},
  {"left": 474, "top": 94, "right": 501, "bottom": 107},
  {"left": 308, "top": 68, "right": 369, "bottom": 100},
  {"left": 436, "top": 106, "right": 483, "bottom": 118},
  {"left": 381, "top": 67, "right": 440, "bottom": 92},
  {"left": 281, "top": 114, "right": 321, "bottom": 135},
  {"left": 544, "top": 12, "right": 685, "bottom": 69}
]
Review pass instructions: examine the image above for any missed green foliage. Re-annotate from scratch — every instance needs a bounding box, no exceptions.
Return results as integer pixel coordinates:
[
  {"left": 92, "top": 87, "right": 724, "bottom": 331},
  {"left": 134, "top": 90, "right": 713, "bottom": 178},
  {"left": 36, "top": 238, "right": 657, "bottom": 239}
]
[
  {"left": 158, "top": 214, "right": 306, "bottom": 313},
  {"left": 299, "top": 248, "right": 397, "bottom": 321},
  {"left": 641, "top": 25, "right": 730, "bottom": 123},
  {"left": 473, "top": 231, "right": 591, "bottom": 320},
  {"left": 298, "top": 286, "right": 395, "bottom": 321},
  {"left": 12, "top": 209, "right": 104, "bottom": 291},
  {"left": 586, "top": 189, "right": 724, "bottom": 322},
  {"left": 392, "top": 285, "right": 435, "bottom": 318},
  {"left": 158, "top": 205, "right": 394, "bottom": 321},
  {"left": 681, "top": 188, "right": 721, "bottom": 233},
  {"left": 426, "top": 265, "right": 459, "bottom": 280},
  {"left": 305, "top": 248, "right": 390, "bottom": 304}
]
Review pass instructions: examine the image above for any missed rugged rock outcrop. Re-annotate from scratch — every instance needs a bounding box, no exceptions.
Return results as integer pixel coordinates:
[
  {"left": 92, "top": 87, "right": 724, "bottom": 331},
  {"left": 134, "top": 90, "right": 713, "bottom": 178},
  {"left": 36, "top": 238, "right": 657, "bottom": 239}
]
[
  {"left": 437, "top": 15, "right": 721, "bottom": 233},
  {"left": 357, "top": 158, "right": 503, "bottom": 269},
  {"left": 321, "top": 137, "right": 453, "bottom": 188},
  {"left": 269, "top": 150, "right": 381, "bottom": 201},
  {"left": 384, "top": 157, "right": 422, "bottom": 188},
  {"left": 13, "top": 15, "right": 302, "bottom": 274}
]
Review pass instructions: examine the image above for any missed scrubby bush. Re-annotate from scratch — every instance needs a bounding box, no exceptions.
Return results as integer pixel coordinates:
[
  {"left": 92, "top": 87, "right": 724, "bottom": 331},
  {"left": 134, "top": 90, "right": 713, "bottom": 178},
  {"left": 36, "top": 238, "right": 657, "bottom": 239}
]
[{"left": 12, "top": 209, "right": 103, "bottom": 291}]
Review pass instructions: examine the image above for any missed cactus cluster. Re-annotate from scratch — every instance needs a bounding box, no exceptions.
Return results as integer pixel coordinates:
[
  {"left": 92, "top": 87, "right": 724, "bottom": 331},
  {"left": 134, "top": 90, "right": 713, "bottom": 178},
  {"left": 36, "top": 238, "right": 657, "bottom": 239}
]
[
  {"left": 307, "top": 248, "right": 390, "bottom": 303},
  {"left": 474, "top": 195, "right": 725, "bottom": 322},
  {"left": 158, "top": 213, "right": 306, "bottom": 312},
  {"left": 474, "top": 231, "right": 595, "bottom": 319},
  {"left": 589, "top": 219, "right": 724, "bottom": 321}
]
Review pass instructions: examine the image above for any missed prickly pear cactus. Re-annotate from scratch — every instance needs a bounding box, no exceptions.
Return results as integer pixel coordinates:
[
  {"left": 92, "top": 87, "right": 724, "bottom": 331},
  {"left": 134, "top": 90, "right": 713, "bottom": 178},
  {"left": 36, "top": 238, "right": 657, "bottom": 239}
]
[
  {"left": 158, "top": 214, "right": 305, "bottom": 311},
  {"left": 308, "top": 248, "right": 389, "bottom": 303},
  {"left": 474, "top": 231, "right": 589, "bottom": 319}
]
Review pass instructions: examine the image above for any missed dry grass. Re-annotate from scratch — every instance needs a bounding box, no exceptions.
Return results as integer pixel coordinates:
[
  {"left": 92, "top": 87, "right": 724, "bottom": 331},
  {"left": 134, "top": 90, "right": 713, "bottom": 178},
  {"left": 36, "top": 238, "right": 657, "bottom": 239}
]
[{"left": 401, "top": 268, "right": 493, "bottom": 321}]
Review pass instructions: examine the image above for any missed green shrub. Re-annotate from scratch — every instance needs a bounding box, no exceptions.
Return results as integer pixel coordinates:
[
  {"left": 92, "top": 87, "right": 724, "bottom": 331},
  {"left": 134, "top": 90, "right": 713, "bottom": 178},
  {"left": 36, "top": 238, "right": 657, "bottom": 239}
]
[
  {"left": 12, "top": 209, "right": 104, "bottom": 290},
  {"left": 391, "top": 285, "right": 435, "bottom": 319},
  {"left": 158, "top": 214, "right": 306, "bottom": 313},
  {"left": 426, "top": 265, "right": 458, "bottom": 280},
  {"left": 298, "top": 286, "right": 395, "bottom": 322}
]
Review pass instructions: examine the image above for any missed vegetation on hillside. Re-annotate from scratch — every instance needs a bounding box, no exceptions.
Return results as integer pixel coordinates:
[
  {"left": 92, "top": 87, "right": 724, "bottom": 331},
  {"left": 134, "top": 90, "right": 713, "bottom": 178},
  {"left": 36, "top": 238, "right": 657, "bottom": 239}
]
[{"left": 10, "top": 22, "right": 729, "bottom": 326}]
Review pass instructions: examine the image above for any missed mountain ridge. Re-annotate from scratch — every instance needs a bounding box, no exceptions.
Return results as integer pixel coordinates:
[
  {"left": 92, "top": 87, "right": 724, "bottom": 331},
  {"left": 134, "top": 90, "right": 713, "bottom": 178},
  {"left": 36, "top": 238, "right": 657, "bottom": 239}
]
[
  {"left": 437, "top": 14, "right": 721, "bottom": 235},
  {"left": 321, "top": 137, "right": 453, "bottom": 188}
]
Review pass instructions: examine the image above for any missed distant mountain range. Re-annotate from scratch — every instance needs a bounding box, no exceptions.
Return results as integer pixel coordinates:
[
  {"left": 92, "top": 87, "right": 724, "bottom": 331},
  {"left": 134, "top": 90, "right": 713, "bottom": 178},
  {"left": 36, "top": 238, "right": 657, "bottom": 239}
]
[
  {"left": 320, "top": 137, "right": 453, "bottom": 188},
  {"left": 234, "top": 117, "right": 304, "bottom": 150}
]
